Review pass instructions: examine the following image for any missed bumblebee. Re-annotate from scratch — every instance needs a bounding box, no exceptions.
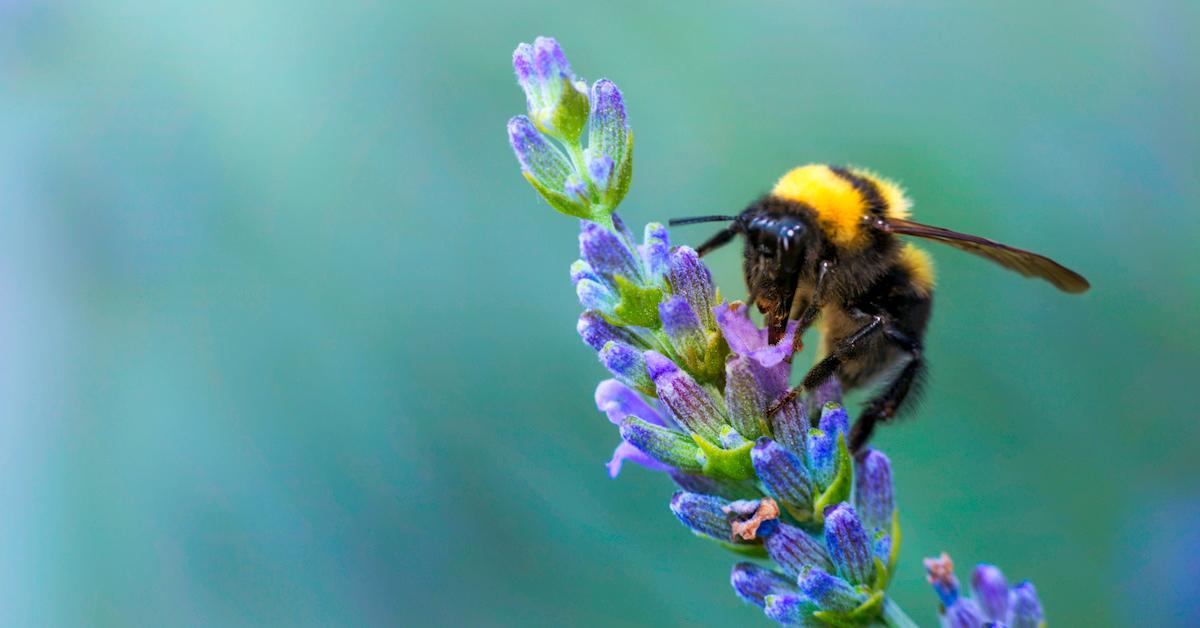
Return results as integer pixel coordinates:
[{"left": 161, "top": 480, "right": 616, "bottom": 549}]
[{"left": 671, "top": 164, "right": 1089, "bottom": 451}]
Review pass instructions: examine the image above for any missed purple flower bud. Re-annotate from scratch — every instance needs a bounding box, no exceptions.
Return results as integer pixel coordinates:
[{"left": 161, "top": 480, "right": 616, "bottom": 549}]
[
  {"left": 819, "top": 403, "right": 850, "bottom": 435},
  {"left": 563, "top": 175, "right": 587, "bottom": 199},
  {"left": 730, "top": 562, "right": 797, "bottom": 608},
  {"left": 579, "top": 220, "right": 642, "bottom": 284},
  {"left": 513, "top": 38, "right": 588, "bottom": 143},
  {"left": 586, "top": 153, "right": 614, "bottom": 189},
  {"left": 724, "top": 356, "right": 770, "bottom": 440},
  {"left": 512, "top": 43, "right": 536, "bottom": 96},
  {"left": 797, "top": 567, "right": 865, "bottom": 613},
  {"left": 639, "top": 222, "right": 670, "bottom": 279},
  {"left": 971, "top": 565, "right": 1010, "bottom": 622},
  {"left": 667, "top": 247, "right": 717, "bottom": 330},
  {"left": 752, "top": 439, "right": 814, "bottom": 519},
  {"left": 823, "top": 503, "right": 875, "bottom": 585},
  {"left": 1008, "top": 581, "right": 1044, "bottom": 628},
  {"left": 763, "top": 522, "right": 834, "bottom": 578},
  {"left": 594, "top": 379, "right": 666, "bottom": 426},
  {"left": 600, "top": 341, "right": 653, "bottom": 394},
  {"left": 577, "top": 311, "right": 645, "bottom": 353},
  {"left": 570, "top": 260, "right": 600, "bottom": 285},
  {"left": 620, "top": 418, "right": 703, "bottom": 472},
  {"left": 669, "top": 470, "right": 760, "bottom": 501},
  {"left": 507, "top": 115, "right": 571, "bottom": 188},
  {"left": 576, "top": 277, "right": 616, "bottom": 312},
  {"left": 526, "top": 37, "right": 572, "bottom": 101},
  {"left": 942, "top": 598, "right": 986, "bottom": 628},
  {"left": 588, "top": 79, "right": 629, "bottom": 182},
  {"left": 769, "top": 394, "right": 810, "bottom": 457},
  {"left": 606, "top": 440, "right": 671, "bottom": 478},
  {"left": 873, "top": 531, "right": 891, "bottom": 565},
  {"left": 812, "top": 376, "right": 843, "bottom": 408},
  {"left": 670, "top": 491, "right": 738, "bottom": 542},
  {"left": 659, "top": 297, "right": 706, "bottom": 364},
  {"left": 809, "top": 404, "right": 851, "bottom": 487},
  {"left": 645, "top": 351, "right": 727, "bottom": 444},
  {"left": 764, "top": 594, "right": 816, "bottom": 625},
  {"left": 854, "top": 448, "right": 895, "bottom": 532}
]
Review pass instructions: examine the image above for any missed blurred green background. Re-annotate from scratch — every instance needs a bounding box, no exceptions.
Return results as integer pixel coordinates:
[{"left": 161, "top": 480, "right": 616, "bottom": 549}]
[{"left": 2, "top": 1, "right": 1197, "bottom": 625}]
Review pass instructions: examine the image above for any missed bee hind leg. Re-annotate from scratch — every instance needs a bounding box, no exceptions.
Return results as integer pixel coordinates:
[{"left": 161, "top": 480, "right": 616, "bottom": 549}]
[{"left": 849, "top": 329, "right": 926, "bottom": 452}]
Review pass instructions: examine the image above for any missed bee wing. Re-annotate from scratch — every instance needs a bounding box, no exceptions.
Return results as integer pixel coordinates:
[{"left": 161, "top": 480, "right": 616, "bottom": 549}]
[{"left": 884, "top": 218, "right": 1090, "bottom": 293}]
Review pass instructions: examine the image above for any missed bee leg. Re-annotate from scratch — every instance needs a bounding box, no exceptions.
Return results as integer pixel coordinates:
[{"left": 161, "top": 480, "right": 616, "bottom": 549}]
[
  {"left": 767, "top": 314, "right": 884, "bottom": 415},
  {"left": 788, "top": 260, "right": 835, "bottom": 356},
  {"left": 849, "top": 328, "right": 926, "bottom": 452},
  {"left": 695, "top": 227, "right": 739, "bottom": 257}
]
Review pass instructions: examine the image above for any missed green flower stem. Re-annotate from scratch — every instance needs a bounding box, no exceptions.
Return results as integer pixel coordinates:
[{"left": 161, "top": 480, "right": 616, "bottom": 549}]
[{"left": 879, "top": 598, "right": 919, "bottom": 628}]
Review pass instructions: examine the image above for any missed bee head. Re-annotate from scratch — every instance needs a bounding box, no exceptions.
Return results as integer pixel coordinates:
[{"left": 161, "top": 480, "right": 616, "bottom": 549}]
[
  {"left": 741, "top": 209, "right": 812, "bottom": 272},
  {"left": 670, "top": 201, "right": 817, "bottom": 269}
]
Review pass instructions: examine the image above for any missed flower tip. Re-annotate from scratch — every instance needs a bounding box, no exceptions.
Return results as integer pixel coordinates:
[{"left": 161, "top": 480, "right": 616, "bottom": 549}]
[
  {"left": 797, "top": 566, "right": 863, "bottom": 613},
  {"left": 971, "top": 563, "right": 1010, "bottom": 621},
  {"left": 642, "top": 350, "right": 678, "bottom": 381},
  {"left": 532, "top": 36, "right": 570, "bottom": 76},
  {"left": 764, "top": 594, "right": 809, "bottom": 624},
  {"left": 730, "top": 562, "right": 796, "bottom": 608},
  {"left": 924, "top": 552, "right": 960, "bottom": 608},
  {"left": 853, "top": 447, "right": 895, "bottom": 531},
  {"left": 823, "top": 503, "right": 874, "bottom": 585},
  {"left": 1010, "top": 580, "right": 1044, "bottom": 625},
  {"left": 512, "top": 43, "right": 534, "bottom": 82}
]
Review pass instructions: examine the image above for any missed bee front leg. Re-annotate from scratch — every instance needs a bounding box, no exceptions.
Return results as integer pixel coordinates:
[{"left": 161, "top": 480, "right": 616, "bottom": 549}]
[
  {"left": 768, "top": 312, "right": 884, "bottom": 416},
  {"left": 787, "top": 259, "right": 835, "bottom": 356}
]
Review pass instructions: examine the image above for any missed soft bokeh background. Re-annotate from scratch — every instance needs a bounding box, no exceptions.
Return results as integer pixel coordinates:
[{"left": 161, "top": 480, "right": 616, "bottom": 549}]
[{"left": 2, "top": 1, "right": 1197, "bottom": 625}]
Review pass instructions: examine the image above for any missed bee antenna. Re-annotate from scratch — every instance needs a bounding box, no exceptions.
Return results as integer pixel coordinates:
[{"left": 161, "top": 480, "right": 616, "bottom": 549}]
[{"left": 668, "top": 215, "right": 738, "bottom": 227}]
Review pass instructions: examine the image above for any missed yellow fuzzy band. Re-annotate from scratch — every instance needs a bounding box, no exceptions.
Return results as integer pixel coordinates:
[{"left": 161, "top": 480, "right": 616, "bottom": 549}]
[{"left": 772, "top": 164, "right": 870, "bottom": 249}]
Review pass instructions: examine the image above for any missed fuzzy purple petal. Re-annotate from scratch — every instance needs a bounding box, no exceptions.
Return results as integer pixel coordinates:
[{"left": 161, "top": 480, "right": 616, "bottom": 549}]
[
  {"left": 607, "top": 440, "right": 671, "bottom": 478},
  {"left": 594, "top": 379, "right": 666, "bottom": 426}
]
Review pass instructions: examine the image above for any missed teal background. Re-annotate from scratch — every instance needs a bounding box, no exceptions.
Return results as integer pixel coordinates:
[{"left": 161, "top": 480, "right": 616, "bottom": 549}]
[{"left": 3, "top": 1, "right": 1197, "bottom": 626}]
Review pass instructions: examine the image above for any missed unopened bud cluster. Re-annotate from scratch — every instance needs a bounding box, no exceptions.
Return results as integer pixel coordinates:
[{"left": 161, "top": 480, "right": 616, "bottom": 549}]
[{"left": 509, "top": 37, "right": 632, "bottom": 225}]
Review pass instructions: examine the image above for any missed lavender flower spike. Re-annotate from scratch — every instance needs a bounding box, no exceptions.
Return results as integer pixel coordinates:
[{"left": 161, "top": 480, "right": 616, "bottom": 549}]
[{"left": 499, "top": 38, "right": 1045, "bottom": 628}]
